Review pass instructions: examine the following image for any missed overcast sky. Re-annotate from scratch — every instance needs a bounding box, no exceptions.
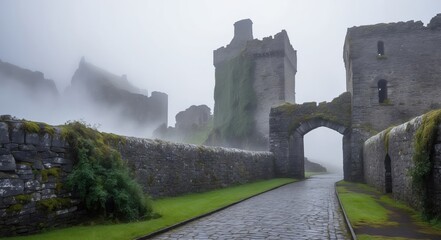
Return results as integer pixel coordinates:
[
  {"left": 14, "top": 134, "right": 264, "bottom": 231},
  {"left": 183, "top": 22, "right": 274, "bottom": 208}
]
[{"left": 1, "top": 0, "right": 440, "bottom": 170}]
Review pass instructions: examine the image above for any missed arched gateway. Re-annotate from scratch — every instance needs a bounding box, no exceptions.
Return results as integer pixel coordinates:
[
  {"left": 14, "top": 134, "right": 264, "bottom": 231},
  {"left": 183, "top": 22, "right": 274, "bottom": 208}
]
[{"left": 269, "top": 92, "right": 353, "bottom": 180}]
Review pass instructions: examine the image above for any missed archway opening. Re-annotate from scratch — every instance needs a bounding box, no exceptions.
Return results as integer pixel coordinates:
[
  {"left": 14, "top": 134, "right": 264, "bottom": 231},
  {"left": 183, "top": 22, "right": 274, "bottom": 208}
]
[
  {"left": 385, "top": 154, "right": 392, "bottom": 193},
  {"left": 304, "top": 127, "right": 344, "bottom": 177}
]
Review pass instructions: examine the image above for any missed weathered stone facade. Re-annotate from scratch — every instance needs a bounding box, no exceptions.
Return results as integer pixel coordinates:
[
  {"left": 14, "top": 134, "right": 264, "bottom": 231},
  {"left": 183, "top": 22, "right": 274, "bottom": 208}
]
[
  {"left": 0, "top": 117, "right": 275, "bottom": 235},
  {"left": 0, "top": 117, "right": 84, "bottom": 236},
  {"left": 363, "top": 114, "right": 441, "bottom": 215},
  {"left": 269, "top": 92, "right": 352, "bottom": 179},
  {"left": 210, "top": 19, "right": 296, "bottom": 150},
  {"left": 119, "top": 138, "right": 274, "bottom": 197},
  {"left": 344, "top": 14, "right": 441, "bottom": 182}
]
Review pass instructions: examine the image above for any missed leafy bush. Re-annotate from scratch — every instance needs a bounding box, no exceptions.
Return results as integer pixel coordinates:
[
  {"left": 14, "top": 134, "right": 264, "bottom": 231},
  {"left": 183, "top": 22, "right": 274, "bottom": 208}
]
[{"left": 63, "top": 121, "right": 152, "bottom": 221}]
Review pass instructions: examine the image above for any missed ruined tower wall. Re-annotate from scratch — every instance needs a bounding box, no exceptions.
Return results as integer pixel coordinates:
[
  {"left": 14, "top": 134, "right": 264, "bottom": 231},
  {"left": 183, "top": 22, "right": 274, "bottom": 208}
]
[
  {"left": 344, "top": 15, "right": 441, "bottom": 181},
  {"left": 344, "top": 20, "right": 441, "bottom": 132},
  {"left": 212, "top": 20, "right": 296, "bottom": 150}
]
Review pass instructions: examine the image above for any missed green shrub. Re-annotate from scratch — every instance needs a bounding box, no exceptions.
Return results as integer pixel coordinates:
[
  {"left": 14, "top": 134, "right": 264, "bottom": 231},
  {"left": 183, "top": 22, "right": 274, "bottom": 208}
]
[{"left": 64, "top": 121, "right": 152, "bottom": 221}]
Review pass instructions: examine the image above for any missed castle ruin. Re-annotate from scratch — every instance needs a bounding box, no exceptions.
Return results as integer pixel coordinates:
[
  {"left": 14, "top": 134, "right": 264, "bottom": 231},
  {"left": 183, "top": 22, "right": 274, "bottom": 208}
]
[{"left": 209, "top": 19, "right": 296, "bottom": 150}]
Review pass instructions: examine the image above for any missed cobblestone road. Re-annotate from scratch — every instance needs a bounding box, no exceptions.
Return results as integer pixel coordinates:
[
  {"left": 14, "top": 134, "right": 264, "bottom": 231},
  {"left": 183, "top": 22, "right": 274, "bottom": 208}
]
[{"left": 153, "top": 173, "right": 350, "bottom": 240}]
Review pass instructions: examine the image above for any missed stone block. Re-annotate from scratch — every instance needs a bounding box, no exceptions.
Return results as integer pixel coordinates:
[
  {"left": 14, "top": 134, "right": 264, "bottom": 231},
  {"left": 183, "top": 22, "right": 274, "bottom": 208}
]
[
  {"left": 25, "top": 133, "right": 40, "bottom": 145},
  {"left": 12, "top": 151, "right": 37, "bottom": 162},
  {"left": 17, "top": 174, "right": 34, "bottom": 180},
  {"left": 40, "top": 133, "right": 51, "bottom": 147},
  {"left": 0, "top": 154, "right": 16, "bottom": 171},
  {"left": 53, "top": 157, "right": 70, "bottom": 165},
  {"left": 0, "top": 122, "right": 9, "bottom": 144},
  {"left": 0, "top": 148, "right": 9, "bottom": 155},
  {"left": 19, "top": 145, "right": 36, "bottom": 151},
  {"left": 10, "top": 123, "right": 24, "bottom": 144},
  {"left": 0, "top": 172, "right": 18, "bottom": 179},
  {"left": 51, "top": 128, "right": 66, "bottom": 148},
  {"left": 51, "top": 147, "right": 66, "bottom": 153},
  {"left": 25, "top": 180, "right": 41, "bottom": 191},
  {"left": 16, "top": 169, "right": 33, "bottom": 175},
  {"left": 32, "top": 160, "right": 43, "bottom": 170},
  {"left": 39, "top": 151, "right": 57, "bottom": 159},
  {"left": 0, "top": 179, "right": 24, "bottom": 197},
  {"left": 4, "top": 143, "right": 18, "bottom": 151}
]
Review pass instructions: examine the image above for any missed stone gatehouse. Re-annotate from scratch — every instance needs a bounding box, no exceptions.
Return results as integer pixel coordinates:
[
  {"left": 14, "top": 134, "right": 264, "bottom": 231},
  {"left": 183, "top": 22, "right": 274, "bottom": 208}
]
[{"left": 270, "top": 13, "right": 441, "bottom": 182}]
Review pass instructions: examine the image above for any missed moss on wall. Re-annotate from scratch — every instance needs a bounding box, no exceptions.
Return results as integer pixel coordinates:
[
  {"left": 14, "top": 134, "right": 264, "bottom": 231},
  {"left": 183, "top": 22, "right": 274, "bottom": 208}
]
[
  {"left": 410, "top": 109, "right": 441, "bottom": 218},
  {"left": 282, "top": 92, "right": 352, "bottom": 135},
  {"left": 209, "top": 53, "right": 258, "bottom": 148}
]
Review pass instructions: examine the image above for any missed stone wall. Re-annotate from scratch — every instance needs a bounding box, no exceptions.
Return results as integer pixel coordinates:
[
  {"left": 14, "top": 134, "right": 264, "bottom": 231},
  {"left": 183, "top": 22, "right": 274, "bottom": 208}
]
[
  {"left": 344, "top": 14, "right": 441, "bottom": 183},
  {"left": 119, "top": 138, "right": 275, "bottom": 198},
  {"left": 212, "top": 19, "right": 296, "bottom": 150},
  {"left": 0, "top": 117, "right": 276, "bottom": 235},
  {"left": 269, "top": 92, "right": 352, "bottom": 180},
  {"left": 0, "top": 117, "right": 84, "bottom": 236},
  {"left": 363, "top": 115, "right": 441, "bottom": 213}
]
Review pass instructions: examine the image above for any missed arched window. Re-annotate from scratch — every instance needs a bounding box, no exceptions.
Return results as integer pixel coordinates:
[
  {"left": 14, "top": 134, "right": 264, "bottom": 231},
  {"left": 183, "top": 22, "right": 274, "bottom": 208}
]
[
  {"left": 377, "top": 41, "right": 385, "bottom": 56},
  {"left": 378, "top": 79, "right": 388, "bottom": 103},
  {"left": 385, "top": 154, "right": 392, "bottom": 193}
]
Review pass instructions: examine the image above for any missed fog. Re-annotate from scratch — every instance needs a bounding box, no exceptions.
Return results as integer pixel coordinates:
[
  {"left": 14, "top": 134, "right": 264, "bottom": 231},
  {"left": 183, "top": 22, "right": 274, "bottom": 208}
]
[{"left": 1, "top": 0, "right": 440, "bottom": 168}]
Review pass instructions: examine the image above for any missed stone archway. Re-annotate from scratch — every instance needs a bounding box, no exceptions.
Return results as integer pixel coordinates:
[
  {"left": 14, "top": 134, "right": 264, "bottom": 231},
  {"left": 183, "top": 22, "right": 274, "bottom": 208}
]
[{"left": 269, "top": 92, "right": 355, "bottom": 180}]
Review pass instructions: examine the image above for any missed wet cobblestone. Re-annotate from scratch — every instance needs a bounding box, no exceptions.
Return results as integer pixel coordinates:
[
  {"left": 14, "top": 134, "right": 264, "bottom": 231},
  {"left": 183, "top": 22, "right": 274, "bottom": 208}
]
[{"left": 154, "top": 173, "right": 350, "bottom": 240}]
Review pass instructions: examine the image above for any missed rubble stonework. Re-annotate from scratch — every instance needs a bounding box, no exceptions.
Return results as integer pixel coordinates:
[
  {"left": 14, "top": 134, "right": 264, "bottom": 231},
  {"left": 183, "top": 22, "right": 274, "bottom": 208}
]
[
  {"left": 363, "top": 114, "right": 441, "bottom": 216},
  {"left": 343, "top": 14, "right": 441, "bottom": 181},
  {"left": 210, "top": 19, "right": 297, "bottom": 150},
  {"left": 0, "top": 117, "right": 275, "bottom": 236},
  {"left": 0, "top": 117, "right": 84, "bottom": 236}
]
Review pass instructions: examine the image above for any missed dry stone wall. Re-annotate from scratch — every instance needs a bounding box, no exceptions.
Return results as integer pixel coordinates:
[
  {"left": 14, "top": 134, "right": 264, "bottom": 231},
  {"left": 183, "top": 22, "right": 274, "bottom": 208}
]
[
  {"left": 363, "top": 115, "right": 441, "bottom": 213},
  {"left": 119, "top": 138, "right": 275, "bottom": 198},
  {"left": 0, "top": 117, "right": 84, "bottom": 236},
  {"left": 0, "top": 117, "right": 276, "bottom": 236}
]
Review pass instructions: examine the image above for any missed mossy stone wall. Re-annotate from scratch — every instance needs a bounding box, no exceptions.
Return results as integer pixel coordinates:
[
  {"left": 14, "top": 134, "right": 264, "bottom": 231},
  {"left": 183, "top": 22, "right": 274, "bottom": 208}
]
[
  {"left": 0, "top": 117, "right": 84, "bottom": 237},
  {"left": 363, "top": 111, "right": 441, "bottom": 218}
]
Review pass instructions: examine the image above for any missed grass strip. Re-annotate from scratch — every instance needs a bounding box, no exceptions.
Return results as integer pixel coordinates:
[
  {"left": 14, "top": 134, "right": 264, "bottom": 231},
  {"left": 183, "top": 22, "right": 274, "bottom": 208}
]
[
  {"left": 336, "top": 185, "right": 396, "bottom": 227},
  {"left": 2, "top": 178, "right": 295, "bottom": 240},
  {"left": 336, "top": 181, "right": 441, "bottom": 239}
]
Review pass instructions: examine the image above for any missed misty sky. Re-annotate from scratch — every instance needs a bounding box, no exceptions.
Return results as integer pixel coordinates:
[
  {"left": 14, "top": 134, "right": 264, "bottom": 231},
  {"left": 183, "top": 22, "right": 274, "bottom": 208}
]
[{"left": 1, "top": 0, "right": 440, "bottom": 170}]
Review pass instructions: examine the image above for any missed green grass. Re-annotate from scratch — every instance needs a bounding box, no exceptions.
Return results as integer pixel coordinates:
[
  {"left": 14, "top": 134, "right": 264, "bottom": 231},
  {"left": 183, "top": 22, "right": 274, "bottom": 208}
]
[
  {"left": 304, "top": 172, "right": 325, "bottom": 178},
  {"left": 337, "top": 181, "right": 441, "bottom": 239},
  {"left": 358, "top": 235, "right": 410, "bottom": 240},
  {"left": 3, "top": 178, "right": 295, "bottom": 240},
  {"left": 336, "top": 185, "right": 397, "bottom": 227}
]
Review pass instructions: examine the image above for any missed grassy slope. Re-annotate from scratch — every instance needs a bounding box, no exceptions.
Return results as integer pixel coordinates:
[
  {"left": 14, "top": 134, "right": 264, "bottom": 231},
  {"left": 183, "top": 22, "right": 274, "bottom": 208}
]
[
  {"left": 3, "top": 178, "right": 295, "bottom": 240},
  {"left": 337, "top": 185, "right": 396, "bottom": 227},
  {"left": 337, "top": 181, "right": 441, "bottom": 239}
]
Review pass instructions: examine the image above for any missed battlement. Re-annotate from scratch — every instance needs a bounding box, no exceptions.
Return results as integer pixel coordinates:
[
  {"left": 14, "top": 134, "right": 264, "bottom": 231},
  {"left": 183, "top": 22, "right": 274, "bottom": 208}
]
[
  {"left": 213, "top": 20, "right": 296, "bottom": 70},
  {"left": 346, "top": 13, "right": 441, "bottom": 40}
]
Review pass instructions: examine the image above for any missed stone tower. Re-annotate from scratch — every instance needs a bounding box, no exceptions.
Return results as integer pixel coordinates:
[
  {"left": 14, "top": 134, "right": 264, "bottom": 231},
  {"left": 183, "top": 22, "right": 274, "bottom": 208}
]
[
  {"left": 343, "top": 13, "right": 441, "bottom": 180},
  {"left": 209, "top": 19, "right": 296, "bottom": 150}
]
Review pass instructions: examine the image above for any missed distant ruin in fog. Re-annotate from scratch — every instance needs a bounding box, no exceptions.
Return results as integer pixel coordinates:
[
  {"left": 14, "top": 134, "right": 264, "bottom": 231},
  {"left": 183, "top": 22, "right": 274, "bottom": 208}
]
[{"left": 0, "top": 58, "right": 168, "bottom": 137}]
